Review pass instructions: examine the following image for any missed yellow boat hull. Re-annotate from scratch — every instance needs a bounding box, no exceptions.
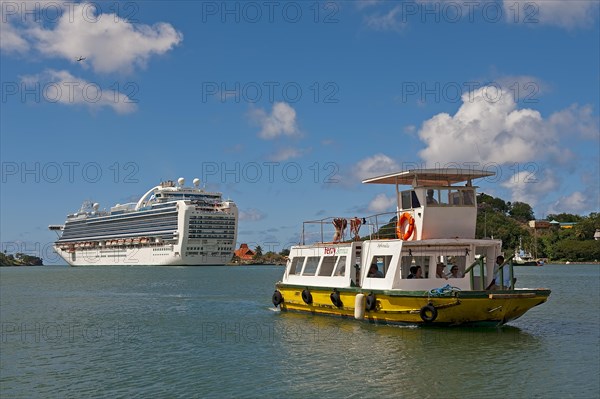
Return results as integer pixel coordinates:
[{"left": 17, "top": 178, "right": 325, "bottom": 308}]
[{"left": 275, "top": 284, "right": 550, "bottom": 326}]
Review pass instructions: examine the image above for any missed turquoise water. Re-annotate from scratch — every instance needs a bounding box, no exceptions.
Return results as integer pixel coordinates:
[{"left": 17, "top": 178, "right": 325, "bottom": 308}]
[{"left": 1, "top": 264, "right": 598, "bottom": 398}]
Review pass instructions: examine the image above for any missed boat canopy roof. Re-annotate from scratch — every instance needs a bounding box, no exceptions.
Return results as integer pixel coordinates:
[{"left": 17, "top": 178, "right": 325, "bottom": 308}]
[{"left": 362, "top": 168, "right": 494, "bottom": 186}]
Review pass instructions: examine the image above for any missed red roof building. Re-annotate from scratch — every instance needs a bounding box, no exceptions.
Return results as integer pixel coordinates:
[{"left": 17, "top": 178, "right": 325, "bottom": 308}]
[{"left": 234, "top": 243, "right": 255, "bottom": 260}]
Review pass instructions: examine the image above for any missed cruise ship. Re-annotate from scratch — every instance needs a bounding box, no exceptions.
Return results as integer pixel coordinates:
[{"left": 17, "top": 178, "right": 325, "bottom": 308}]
[{"left": 49, "top": 178, "right": 238, "bottom": 266}]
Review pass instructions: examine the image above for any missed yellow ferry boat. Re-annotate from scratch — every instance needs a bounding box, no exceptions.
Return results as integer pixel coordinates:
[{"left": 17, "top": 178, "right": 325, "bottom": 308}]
[{"left": 272, "top": 169, "right": 550, "bottom": 326}]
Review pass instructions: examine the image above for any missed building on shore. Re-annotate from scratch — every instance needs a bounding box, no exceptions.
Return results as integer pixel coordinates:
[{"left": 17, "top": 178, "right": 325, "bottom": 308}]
[
  {"left": 528, "top": 220, "right": 551, "bottom": 229},
  {"left": 234, "top": 244, "right": 255, "bottom": 260}
]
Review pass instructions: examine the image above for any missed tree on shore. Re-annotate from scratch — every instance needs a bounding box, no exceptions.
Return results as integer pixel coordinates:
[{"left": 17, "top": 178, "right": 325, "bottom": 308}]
[
  {"left": 253, "top": 245, "right": 263, "bottom": 260},
  {"left": 0, "top": 252, "right": 43, "bottom": 266}
]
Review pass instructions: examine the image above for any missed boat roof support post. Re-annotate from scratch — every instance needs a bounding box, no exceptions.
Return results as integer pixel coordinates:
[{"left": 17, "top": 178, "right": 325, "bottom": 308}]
[
  {"left": 479, "top": 256, "right": 485, "bottom": 290},
  {"left": 396, "top": 180, "right": 400, "bottom": 211},
  {"left": 320, "top": 219, "right": 324, "bottom": 244}
]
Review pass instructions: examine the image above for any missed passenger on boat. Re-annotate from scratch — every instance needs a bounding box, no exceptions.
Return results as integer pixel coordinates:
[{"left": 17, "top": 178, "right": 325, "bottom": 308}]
[
  {"left": 486, "top": 255, "right": 516, "bottom": 290},
  {"left": 449, "top": 265, "right": 462, "bottom": 278},
  {"left": 407, "top": 266, "right": 417, "bottom": 279},
  {"left": 426, "top": 189, "right": 438, "bottom": 205},
  {"left": 436, "top": 263, "right": 448, "bottom": 279},
  {"left": 414, "top": 265, "right": 423, "bottom": 278},
  {"left": 368, "top": 264, "right": 384, "bottom": 278}
]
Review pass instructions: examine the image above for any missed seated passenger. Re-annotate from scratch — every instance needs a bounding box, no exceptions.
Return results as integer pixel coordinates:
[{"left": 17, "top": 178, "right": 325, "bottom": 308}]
[
  {"left": 486, "top": 255, "right": 516, "bottom": 289},
  {"left": 407, "top": 266, "right": 417, "bottom": 279},
  {"left": 414, "top": 265, "right": 423, "bottom": 279},
  {"left": 436, "top": 262, "right": 448, "bottom": 279},
  {"left": 426, "top": 189, "right": 438, "bottom": 205},
  {"left": 368, "top": 263, "right": 384, "bottom": 278},
  {"left": 449, "top": 265, "right": 462, "bottom": 278}
]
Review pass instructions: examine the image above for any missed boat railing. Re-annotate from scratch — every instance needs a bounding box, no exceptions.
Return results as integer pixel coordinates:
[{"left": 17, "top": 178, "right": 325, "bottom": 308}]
[
  {"left": 498, "top": 255, "right": 516, "bottom": 290},
  {"left": 465, "top": 255, "right": 516, "bottom": 290},
  {"left": 465, "top": 257, "right": 486, "bottom": 290},
  {"left": 300, "top": 211, "right": 399, "bottom": 244}
]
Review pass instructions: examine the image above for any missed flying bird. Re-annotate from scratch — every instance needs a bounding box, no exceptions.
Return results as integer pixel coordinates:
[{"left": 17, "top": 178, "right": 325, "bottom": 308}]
[{"left": 76, "top": 56, "right": 86, "bottom": 62}]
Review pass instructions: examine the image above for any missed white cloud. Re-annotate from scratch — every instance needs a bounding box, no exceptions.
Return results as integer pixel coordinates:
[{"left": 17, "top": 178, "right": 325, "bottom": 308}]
[
  {"left": 546, "top": 170, "right": 600, "bottom": 215},
  {"left": 417, "top": 86, "right": 598, "bottom": 165},
  {"left": 368, "top": 193, "right": 397, "bottom": 212},
  {"left": 239, "top": 208, "right": 266, "bottom": 221},
  {"left": 501, "top": 170, "right": 558, "bottom": 207},
  {"left": 363, "top": 5, "right": 407, "bottom": 32},
  {"left": 2, "top": 2, "right": 182, "bottom": 74},
  {"left": 550, "top": 192, "right": 590, "bottom": 214},
  {"left": 0, "top": 18, "right": 29, "bottom": 54},
  {"left": 404, "top": 124, "right": 416, "bottom": 135},
  {"left": 359, "top": 1, "right": 598, "bottom": 32},
  {"left": 352, "top": 154, "right": 400, "bottom": 181},
  {"left": 417, "top": 85, "right": 599, "bottom": 210},
  {"left": 355, "top": 0, "right": 384, "bottom": 10},
  {"left": 20, "top": 69, "right": 137, "bottom": 114},
  {"left": 549, "top": 104, "right": 599, "bottom": 140},
  {"left": 503, "top": 0, "right": 598, "bottom": 29},
  {"left": 252, "top": 102, "right": 301, "bottom": 140}
]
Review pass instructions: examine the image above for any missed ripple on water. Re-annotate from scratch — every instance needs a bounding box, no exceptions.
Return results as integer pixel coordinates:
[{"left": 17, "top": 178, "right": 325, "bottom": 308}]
[{"left": 1, "top": 264, "right": 598, "bottom": 398}]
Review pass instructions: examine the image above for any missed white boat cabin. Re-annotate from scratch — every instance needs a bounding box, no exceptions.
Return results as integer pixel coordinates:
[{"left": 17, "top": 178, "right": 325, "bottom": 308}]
[
  {"left": 362, "top": 168, "right": 493, "bottom": 240},
  {"left": 284, "top": 169, "right": 511, "bottom": 291},
  {"left": 283, "top": 238, "right": 504, "bottom": 291}
]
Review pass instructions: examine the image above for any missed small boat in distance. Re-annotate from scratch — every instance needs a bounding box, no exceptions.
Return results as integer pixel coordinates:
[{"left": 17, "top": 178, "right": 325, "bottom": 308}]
[
  {"left": 513, "top": 237, "right": 542, "bottom": 266},
  {"left": 272, "top": 168, "right": 551, "bottom": 326}
]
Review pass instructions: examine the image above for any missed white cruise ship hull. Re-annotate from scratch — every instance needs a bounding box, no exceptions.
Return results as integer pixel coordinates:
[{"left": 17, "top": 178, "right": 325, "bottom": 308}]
[
  {"left": 54, "top": 245, "right": 231, "bottom": 266},
  {"left": 51, "top": 180, "right": 238, "bottom": 267}
]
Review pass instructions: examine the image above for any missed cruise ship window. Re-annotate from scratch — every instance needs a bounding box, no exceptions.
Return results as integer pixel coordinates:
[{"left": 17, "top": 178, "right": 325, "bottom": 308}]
[
  {"left": 302, "top": 257, "right": 320, "bottom": 276},
  {"left": 318, "top": 256, "right": 337, "bottom": 276}
]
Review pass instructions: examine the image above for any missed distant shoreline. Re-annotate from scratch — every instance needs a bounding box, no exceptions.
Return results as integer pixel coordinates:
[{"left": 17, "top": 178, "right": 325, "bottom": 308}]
[
  {"left": 514, "top": 261, "right": 599, "bottom": 265},
  {"left": 546, "top": 261, "right": 599, "bottom": 265}
]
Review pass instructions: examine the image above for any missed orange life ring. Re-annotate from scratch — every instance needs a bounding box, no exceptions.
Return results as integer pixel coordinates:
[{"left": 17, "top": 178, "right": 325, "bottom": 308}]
[{"left": 396, "top": 212, "right": 415, "bottom": 240}]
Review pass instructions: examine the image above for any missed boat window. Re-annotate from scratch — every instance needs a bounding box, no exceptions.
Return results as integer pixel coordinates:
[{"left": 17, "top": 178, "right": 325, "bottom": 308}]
[
  {"left": 318, "top": 256, "right": 337, "bottom": 276},
  {"left": 411, "top": 191, "right": 421, "bottom": 208},
  {"left": 401, "top": 191, "right": 411, "bottom": 209},
  {"left": 302, "top": 256, "right": 320, "bottom": 276},
  {"left": 426, "top": 189, "right": 439, "bottom": 206},
  {"left": 429, "top": 188, "right": 475, "bottom": 207},
  {"left": 401, "top": 255, "right": 431, "bottom": 278},
  {"left": 401, "top": 190, "right": 421, "bottom": 209},
  {"left": 431, "top": 255, "right": 464, "bottom": 278},
  {"left": 448, "top": 189, "right": 461, "bottom": 205},
  {"left": 444, "top": 256, "right": 467, "bottom": 278},
  {"left": 289, "top": 256, "right": 305, "bottom": 275},
  {"left": 333, "top": 256, "right": 346, "bottom": 276},
  {"left": 439, "top": 190, "right": 451, "bottom": 206},
  {"left": 367, "top": 255, "right": 391, "bottom": 278},
  {"left": 462, "top": 190, "right": 474, "bottom": 206}
]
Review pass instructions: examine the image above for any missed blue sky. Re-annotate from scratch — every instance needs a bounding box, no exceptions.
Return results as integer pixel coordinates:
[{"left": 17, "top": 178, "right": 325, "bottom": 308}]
[{"left": 1, "top": 1, "right": 599, "bottom": 263}]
